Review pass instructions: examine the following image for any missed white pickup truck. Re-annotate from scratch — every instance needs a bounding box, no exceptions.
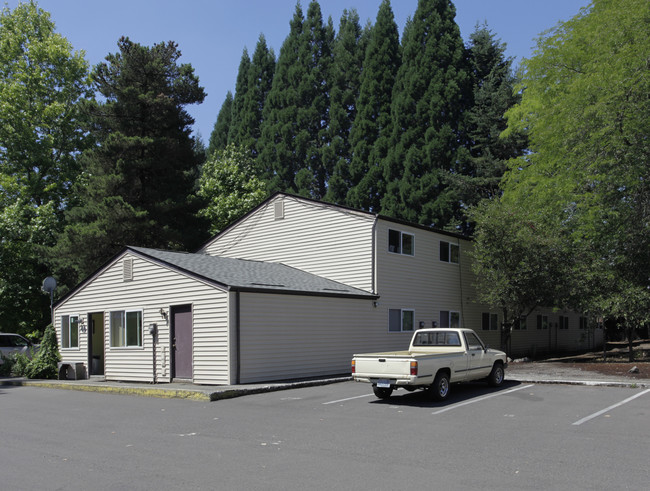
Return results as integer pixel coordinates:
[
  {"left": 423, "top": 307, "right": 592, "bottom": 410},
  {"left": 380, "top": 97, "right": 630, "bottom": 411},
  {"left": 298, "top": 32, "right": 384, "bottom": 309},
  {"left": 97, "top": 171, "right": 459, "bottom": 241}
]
[{"left": 352, "top": 328, "right": 507, "bottom": 400}]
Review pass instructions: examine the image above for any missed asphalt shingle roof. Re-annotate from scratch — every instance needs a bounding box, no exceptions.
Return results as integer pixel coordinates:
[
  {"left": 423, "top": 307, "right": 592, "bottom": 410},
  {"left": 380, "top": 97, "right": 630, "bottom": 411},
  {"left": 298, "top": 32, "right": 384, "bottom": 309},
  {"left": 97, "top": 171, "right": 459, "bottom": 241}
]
[{"left": 128, "top": 246, "right": 376, "bottom": 299}]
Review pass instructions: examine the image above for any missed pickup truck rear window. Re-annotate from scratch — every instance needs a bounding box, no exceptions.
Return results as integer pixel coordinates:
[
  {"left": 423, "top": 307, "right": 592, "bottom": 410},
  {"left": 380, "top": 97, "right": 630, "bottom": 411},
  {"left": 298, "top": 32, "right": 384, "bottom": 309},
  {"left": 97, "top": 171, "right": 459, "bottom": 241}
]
[{"left": 412, "top": 331, "right": 461, "bottom": 347}]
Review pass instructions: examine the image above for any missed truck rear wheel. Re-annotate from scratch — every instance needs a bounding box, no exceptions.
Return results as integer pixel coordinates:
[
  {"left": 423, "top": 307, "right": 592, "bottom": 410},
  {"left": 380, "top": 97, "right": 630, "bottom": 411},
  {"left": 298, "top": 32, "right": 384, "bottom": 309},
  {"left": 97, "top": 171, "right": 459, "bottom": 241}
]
[
  {"left": 373, "top": 386, "right": 393, "bottom": 399},
  {"left": 430, "top": 371, "right": 450, "bottom": 401}
]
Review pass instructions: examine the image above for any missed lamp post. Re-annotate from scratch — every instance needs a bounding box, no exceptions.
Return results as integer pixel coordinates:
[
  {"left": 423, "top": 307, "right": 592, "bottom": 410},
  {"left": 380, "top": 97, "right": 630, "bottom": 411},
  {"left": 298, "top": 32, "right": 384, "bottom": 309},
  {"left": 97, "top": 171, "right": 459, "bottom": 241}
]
[{"left": 41, "top": 276, "right": 57, "bottom": 326}]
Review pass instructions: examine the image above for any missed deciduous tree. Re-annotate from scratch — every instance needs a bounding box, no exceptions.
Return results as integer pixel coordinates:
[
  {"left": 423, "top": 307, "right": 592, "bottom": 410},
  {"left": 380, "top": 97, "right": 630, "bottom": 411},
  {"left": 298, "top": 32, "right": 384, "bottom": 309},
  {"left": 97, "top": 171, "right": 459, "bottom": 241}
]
[
  {"left": 197, "top": 144, "right": 266, "bottom": 235},
  {"left": 0, "top": 2, "right": 90, "bottom": 333}
]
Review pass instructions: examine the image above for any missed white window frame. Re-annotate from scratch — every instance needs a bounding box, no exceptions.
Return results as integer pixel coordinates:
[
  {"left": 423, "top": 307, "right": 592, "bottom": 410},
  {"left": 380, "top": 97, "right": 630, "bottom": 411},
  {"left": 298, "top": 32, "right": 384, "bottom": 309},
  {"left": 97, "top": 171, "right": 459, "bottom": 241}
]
[
  {"left": 388, "top": 229, "right": 414, "bottom": 256},
  {"left": 109, "top": 309, "right": 143, "bottom": 348},
  {"left": 61, "top": 315, "right": 79, "bottom": 350},
  {"left": 388, "top": 309, "right": 415, "bottom": 332},
  {"left": 440, "top": 241, "right": 459, "bottom": 264},
  {"left": 537, "top": 315, "right": 548, "bottom": 330},
  {"left": 440, "top": 310, "right": 460, "bottom": 329},
  {"left": 514, "top": 314, "right": 527, "bottom": 330},
  {"left": 482, "top": 312, "right": 498, "bottom": 331},
  {"left": 559, "top": 316, "right": 569, "bottom": 330}
]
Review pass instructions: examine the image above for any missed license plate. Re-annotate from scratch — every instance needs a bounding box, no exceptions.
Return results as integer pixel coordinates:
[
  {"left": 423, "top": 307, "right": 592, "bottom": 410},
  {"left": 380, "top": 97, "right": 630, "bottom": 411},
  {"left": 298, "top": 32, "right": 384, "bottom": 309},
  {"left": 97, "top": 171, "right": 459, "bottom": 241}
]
[{"left": 377, "top": 379, "right": 391, "bottom": 388}]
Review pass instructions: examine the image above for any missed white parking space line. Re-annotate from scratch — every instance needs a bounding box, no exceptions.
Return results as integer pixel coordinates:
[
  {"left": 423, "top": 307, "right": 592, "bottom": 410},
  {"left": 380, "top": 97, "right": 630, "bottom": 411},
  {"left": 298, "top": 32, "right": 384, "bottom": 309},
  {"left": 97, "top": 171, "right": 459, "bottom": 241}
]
[
  {"left": 572, "top": 388, "right": 650, "bottom": 426},
  {"left": 322, "top": 393, "right": 375, "bottom": 405},
  {"left": 431, "top": 384, "right": 535, "bottom": 415}
]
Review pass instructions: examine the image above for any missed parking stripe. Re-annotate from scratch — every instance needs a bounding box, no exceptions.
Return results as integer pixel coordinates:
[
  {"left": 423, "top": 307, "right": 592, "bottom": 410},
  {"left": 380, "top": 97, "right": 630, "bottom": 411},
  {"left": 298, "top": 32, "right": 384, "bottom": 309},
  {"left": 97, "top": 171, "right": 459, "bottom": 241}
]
[
  {"left": 572, "top": 388, "right": 650, "bottom": 426},
  {"left": 322, "top": 393, "right": 375, "bottom": 405},
  {"left": 431, "top": 384, "right": 534, "bottom": 415}
]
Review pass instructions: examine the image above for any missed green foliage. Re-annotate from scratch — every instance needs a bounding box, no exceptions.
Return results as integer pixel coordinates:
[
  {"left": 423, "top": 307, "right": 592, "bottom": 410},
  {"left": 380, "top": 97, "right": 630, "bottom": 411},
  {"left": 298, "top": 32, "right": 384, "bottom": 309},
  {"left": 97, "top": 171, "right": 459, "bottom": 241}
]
[
  {"left": 474, "top": 0, "right": 650, "bottom": 355},
  {"left": 381, "top": 0, "right": 470, "bottom": 227},
  {"left": 24, "top": 324, "right": 60, "bottom": 379},
  {"left": 12, "top": 352, "right": 31, "bottom": 376},
  {"left": 323, "top": 9, "right": 367, "bottom": 205},
  {"left": 227, "top": 48, "right": 251, "bottom": 146},
  {"left": 469, "top": 200, "right": 572, "bottom": 329},
  {"left": 207, "top": 91, "right": 233, "bottom": 157},
  {"left": 197, "top": 144, "right": 267, "bottom": 235},
  {"left": 52, "top": 37, "right": 207, "bottom": 285},
  {"left": 227, "top": 36, "right": 275, "bottom": 161},
  {"left": 0, "top": 2, "right": 90, "bottom": 334},
  {"left": 448, "top": 25, "right": 527, "bottom": 234},
  {"left": 346, "top": 0, "right": 400, "bottom": 212},
  {"left": 258, "top": 1, "right": 334, "bottom": 198}
]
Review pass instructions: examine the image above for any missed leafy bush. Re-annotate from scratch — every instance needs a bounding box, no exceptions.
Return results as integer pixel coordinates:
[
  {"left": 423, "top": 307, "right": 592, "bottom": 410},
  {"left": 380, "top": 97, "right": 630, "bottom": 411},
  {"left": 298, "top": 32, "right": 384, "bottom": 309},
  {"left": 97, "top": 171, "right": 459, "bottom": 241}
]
[
  {"left": 25, "top": 324, "right": 60, "bottom": 379},
  {"left": 12, "top": 353, "right": 31, "bottom": 376},
  {"left": 0, "top": 354, "right": 14, "bottom": 376}
]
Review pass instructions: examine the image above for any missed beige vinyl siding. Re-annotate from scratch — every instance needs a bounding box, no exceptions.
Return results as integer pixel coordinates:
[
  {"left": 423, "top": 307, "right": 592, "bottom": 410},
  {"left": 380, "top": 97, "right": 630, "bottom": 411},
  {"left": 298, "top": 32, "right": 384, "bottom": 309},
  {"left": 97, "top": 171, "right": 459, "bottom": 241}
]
[
  {"left": 200, "top": 195, "right": 375, "bottom": 292},
  {"left": 509, "top": 311, "right": 603, "bottom": 358},
  {"left": 54, "top": 252, "right": 230, "bottom": 384},
  {"left": 238, "top": 292, "right": 398, "bottom": 383}
]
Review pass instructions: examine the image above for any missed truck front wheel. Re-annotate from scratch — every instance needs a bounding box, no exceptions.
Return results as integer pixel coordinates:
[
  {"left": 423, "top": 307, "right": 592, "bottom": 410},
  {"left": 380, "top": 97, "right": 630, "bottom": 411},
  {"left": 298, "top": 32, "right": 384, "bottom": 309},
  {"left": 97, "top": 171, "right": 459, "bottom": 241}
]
[
  {"left": 373, "top": 386, "right": 393, "bottom": 399},
  {"left": 488, "top": 362, "right": 504, "bottom": 387},
  {"left": 430, "top": 371, "right": 450, "bottom": 401}
]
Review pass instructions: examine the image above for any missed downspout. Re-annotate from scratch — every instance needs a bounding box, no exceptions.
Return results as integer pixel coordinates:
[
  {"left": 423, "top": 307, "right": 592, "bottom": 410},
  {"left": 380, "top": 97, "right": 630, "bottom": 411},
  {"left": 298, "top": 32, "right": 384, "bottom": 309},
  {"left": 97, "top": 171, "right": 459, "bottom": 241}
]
[
  {"left": 372, "top": 216, "right": 378, "bottom": 294},
  {"left": 235, "top": 291, "right": 241, "bottom": 384},
  {"left": 457, "top": 238, "right": 465, "bottom": 329}
]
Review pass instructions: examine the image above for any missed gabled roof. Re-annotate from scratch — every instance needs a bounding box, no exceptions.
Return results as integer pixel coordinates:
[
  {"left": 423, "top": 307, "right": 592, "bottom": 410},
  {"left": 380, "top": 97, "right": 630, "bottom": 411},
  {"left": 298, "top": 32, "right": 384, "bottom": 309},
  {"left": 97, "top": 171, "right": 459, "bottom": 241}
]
[
  {"left": 197, "top": 191, "right": 468, "bottom": 253},
  {"left": 129, "top": 246, "right": 377, "bottom": 299}
]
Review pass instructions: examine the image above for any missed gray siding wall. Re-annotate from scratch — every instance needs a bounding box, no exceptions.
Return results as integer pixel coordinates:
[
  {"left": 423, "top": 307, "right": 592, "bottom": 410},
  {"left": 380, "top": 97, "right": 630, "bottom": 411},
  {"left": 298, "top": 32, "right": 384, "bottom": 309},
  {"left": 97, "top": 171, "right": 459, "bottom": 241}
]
[
  {"left": 200, "top": 195, "right": 376, "bottom": 292},
  {"left": 54, "top": 252, "right": 231, "bottom": 384},
  {"left": 373, "top": 220, "right": 601, "bottom": 358},
  {"left": 238, "top": 292, "right": 395, "bottom": 383}
]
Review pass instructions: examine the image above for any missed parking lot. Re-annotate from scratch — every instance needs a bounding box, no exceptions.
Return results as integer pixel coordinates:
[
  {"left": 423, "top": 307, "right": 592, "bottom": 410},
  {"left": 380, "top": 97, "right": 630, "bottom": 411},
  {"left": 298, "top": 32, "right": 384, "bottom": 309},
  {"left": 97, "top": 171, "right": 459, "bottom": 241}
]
[{"left": 1, "top": 380, "right": 648, "bottom": 490}]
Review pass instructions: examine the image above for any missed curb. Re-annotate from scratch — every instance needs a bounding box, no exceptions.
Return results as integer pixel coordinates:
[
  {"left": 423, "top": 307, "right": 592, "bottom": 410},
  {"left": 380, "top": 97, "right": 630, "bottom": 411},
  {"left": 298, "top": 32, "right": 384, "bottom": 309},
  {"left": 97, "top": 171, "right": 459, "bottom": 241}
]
[
  {"left": 3, "top": 376, "right": 648, "bottom": 401},
  {"left": 1, "top": 376, "right": 352, "bottom": 402},
  {"left": 506, "top": 377, "right": 649, "bottom": 389}
]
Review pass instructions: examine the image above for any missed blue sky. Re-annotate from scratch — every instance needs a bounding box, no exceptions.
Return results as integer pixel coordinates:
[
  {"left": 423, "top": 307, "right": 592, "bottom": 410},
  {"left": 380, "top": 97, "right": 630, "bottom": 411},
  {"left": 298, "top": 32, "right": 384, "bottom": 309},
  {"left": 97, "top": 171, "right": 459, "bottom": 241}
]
[{"left": 7, "top": 0, "right": 591, "bottom": 140}]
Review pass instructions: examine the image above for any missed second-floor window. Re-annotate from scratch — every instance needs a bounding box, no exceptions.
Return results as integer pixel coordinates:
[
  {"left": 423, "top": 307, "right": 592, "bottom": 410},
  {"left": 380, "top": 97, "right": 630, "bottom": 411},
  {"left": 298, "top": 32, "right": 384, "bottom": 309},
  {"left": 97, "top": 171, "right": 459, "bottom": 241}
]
[
  {"left": 388, "top": 229, "right": 414, "bottom": 255},
  {"left": 440, "top": 241, "right": 459, "bottom": 263}
]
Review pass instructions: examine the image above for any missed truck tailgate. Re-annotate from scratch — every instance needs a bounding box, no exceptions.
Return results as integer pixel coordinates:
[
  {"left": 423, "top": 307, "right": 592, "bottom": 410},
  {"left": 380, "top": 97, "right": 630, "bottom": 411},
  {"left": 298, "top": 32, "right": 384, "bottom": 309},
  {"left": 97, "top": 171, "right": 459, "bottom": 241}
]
[{"left": 354, "top": 353, "right": 413, "bottom": 378}]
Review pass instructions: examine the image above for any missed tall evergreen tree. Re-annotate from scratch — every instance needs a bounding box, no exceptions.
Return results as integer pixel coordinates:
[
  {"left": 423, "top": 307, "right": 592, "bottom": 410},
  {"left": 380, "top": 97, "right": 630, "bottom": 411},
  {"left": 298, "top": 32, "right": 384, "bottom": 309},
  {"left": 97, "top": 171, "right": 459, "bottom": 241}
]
[
  {"left": 52, "top": 37, "right": 206, "bottom": 285},
  {"left": 257, "top": 3, "right": 304, "bottom": 192},
  {"left": 207, "top": 91, "right": 233, "bottom": 157},
  {"left": 346, "top": 0, "right": 400, "bottom": 212},
  {"left": 448, "top": 25, "right": 526, "bottom": 233},
  {"left": 227, "top": 48, "right": 251, "bottom": 145},
  {"left": 258, "top": 1, "right": 333, "bottom": 198},
  {"left": 381, "top": 0, "right": 469, "bottom": 227},
  {"left": 237, "top": 35, "right": 275, "bottom": 158},
  {"left": 323, "top": 9, "right": 368, "bottom": 205}
]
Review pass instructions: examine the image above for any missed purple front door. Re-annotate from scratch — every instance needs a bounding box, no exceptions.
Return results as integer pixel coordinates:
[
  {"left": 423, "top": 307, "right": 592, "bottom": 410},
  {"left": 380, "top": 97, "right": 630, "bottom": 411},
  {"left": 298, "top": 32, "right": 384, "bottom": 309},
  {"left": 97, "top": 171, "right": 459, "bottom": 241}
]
[{"left": 171, "top": 305, "right": 192, "bottom": 379}]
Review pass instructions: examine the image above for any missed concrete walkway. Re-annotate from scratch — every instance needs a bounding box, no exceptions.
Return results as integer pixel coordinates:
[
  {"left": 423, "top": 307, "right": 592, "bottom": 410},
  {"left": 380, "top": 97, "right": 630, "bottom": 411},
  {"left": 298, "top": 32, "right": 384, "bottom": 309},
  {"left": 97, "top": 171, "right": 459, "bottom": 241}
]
[{"left": 2, "top": 364, "right": 648, "bottom": 402}]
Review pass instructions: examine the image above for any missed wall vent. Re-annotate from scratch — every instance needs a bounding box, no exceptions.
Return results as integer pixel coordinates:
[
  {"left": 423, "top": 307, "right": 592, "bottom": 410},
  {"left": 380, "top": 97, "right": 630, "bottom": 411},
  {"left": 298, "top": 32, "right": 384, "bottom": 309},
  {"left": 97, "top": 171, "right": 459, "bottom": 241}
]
[
  {"left": 123, "top": 258, "right": 133, "bottom": 282},
  {"left": 274, "top": 200, "right": 284, "bottom": 220}
]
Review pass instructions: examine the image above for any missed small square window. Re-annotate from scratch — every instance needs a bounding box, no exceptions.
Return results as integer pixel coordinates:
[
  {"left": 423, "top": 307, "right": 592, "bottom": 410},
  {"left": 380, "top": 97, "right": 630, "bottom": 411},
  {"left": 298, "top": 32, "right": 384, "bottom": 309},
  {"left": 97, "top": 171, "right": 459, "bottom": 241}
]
[
  {"left": 388, "top": 229, "right": 414, "bottom": 256},
  {"left": 482, "top": 313, "right": 498, "bottom": 331},
  {"left": 110, "top": 310, "right": 142, "bottom": 347},
  {"left": 389, "top": 309, "right": 415, "bottom": 332},
  {"left": 440, "top": 241, "right": 459, "bottom": 263}
]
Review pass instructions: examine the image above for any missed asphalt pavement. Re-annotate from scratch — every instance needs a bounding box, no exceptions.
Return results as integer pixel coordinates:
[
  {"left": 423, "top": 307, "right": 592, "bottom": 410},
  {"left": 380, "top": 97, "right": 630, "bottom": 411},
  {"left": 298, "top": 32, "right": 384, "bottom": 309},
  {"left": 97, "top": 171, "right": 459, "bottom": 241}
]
[{"left": 2, "top": 361, "right": 648, "bottom": 402}]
